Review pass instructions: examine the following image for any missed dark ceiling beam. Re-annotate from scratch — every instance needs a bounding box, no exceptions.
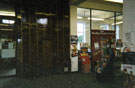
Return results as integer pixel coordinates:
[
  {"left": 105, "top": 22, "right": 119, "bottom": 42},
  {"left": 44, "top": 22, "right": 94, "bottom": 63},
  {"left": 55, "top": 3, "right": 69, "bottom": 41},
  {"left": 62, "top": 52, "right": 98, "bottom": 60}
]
[{"left": 70, "top": 0, "right": 88, "bottom": 6}]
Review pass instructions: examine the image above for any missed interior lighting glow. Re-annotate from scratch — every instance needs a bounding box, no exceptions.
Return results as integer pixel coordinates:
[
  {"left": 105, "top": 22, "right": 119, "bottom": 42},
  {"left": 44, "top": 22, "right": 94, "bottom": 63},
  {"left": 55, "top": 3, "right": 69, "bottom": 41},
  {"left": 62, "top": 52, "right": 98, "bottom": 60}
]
[
  {"left": 88, "top": 18, "right": 104, "bottom": 21},
  {"left": 104, "top": 0, "right": 123, "bottom": 3},
  {"left": 0, "top": 11, "right": 15, "bottom": 16},
  {"left": 17, "top": 15, "right": 22, "bottom": 19},
  {"left": 77, "top": 16, "right": 83, "bottom": 19},
  {"left": 2, "top": 19, "right": 15, "bottom": 24},
  {"left": 37, "top": 18, "right": 48, "bottom": 25},
  {"left": 112, "top": 21, "right": 123, "bottom": 25}
]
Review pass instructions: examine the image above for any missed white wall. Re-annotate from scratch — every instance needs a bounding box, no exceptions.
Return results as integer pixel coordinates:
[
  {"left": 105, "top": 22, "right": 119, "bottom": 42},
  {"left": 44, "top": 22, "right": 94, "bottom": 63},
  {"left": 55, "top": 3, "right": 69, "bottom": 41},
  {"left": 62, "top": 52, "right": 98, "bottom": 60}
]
[
  {"left": 123, "top": 0, "right": 135, "bottom": 50},
  {"left": 70, "top": 6, "right": 77, "bottom": 35}
]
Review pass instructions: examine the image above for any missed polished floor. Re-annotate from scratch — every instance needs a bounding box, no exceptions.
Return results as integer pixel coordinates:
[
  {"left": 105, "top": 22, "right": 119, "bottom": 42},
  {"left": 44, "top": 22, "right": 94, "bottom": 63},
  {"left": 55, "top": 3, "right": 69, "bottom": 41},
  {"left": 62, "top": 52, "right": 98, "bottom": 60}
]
[{"left": 0, "top": 71, "right": 123, "bottom": 88}]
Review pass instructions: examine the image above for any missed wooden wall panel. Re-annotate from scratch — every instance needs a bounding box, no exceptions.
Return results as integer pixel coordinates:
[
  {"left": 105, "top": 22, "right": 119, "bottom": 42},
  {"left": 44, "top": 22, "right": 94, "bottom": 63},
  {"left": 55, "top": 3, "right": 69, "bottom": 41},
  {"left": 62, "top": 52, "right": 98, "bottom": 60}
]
[{"left": 19, "top": 0, "right": 70, "bottom": 75}]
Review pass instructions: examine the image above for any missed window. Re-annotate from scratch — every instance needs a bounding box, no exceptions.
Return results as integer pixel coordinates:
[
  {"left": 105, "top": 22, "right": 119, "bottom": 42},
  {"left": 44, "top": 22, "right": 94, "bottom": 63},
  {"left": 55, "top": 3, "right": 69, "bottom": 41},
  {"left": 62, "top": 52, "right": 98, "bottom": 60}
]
[
  {"left": 77, "top": 22, "right": 85, "bottom": 42},
  {"left": 116, "top": 13, "right": 123, "bottom": 40},
  {"left": 92, "top": 10, "right": 115, "bottom": 30},
  {"left": 77, "top": 8, "right": 91, "bottom": 50}
]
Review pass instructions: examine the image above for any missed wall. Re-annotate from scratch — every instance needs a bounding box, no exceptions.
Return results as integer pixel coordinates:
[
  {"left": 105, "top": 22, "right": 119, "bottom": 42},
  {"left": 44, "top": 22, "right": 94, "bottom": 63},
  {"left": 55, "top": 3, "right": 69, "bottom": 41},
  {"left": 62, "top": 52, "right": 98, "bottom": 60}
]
[
  {"left": 70, "top": 6, "right": 77, "bottom": 35},
  {"left": 123, "top": 0, "right": 135, "bottom": 50}
]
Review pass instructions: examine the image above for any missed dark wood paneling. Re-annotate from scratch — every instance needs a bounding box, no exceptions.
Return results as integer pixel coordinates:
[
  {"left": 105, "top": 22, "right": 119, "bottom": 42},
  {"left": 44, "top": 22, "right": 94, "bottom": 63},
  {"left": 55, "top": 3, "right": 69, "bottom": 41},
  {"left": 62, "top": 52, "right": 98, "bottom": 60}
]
[{"left": 19, "top": 0, "right": 70, "bottom": 75}]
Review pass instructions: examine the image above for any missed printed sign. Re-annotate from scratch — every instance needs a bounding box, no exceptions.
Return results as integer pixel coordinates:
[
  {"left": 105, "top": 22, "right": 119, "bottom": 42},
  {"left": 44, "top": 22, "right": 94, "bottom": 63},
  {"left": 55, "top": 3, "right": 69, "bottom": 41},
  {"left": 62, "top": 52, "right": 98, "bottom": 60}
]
[{"left": 71, "top": 35, "right": 78, "bottom": 44}]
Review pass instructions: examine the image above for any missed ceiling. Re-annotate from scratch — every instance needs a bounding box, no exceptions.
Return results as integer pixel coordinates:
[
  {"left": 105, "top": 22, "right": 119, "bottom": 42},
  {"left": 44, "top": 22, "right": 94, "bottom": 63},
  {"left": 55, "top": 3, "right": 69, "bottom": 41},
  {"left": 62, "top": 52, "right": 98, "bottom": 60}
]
[{"left": 70, "top": 0, "right": 123, "bottom": 7}]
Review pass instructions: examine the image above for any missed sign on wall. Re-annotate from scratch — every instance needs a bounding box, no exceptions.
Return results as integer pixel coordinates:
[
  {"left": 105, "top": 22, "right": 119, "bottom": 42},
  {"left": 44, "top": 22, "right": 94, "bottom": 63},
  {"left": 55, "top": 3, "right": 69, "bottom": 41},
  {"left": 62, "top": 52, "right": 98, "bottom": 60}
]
[{"left": 70, "top": 35, "right": 78, "bottom": 44}]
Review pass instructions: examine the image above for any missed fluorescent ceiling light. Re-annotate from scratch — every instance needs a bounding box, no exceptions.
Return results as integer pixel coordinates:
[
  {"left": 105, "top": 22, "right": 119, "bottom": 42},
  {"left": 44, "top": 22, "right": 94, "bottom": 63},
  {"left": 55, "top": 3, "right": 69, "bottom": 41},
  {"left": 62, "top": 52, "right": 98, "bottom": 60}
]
[
  {"left": 116, "top": 21, "right": 123, "bottom": 24},
  {"left": 2, "top": 19, "right": 15, "bottom": 24},
  {"left": 0, "top": 11, "right": 15, "bottom": 16},
  {"left": 77, "top": 16, "right": 83, "bottom": 19},
  {"left": 112, "top": 21, "right": 123, "bottom": 25},
  {"left": 104, "top": 0, "right": 123, "bottom": 3},
  {"left": 88, "top": 18, "right": 104, "bottom": 21},
  {"left": 77, "top": 17, "right": 104, "bottom": 21}
]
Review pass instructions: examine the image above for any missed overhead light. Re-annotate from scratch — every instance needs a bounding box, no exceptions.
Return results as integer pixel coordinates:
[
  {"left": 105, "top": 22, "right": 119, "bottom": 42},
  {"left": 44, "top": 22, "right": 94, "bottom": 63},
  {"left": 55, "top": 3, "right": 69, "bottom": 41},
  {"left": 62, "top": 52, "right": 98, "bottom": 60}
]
[
  {"left": 37, "top": 18, "right": 48, "bottom": 25},
  {"left": 116, "top": 21, "right": 123, "bottom": 24},
  {"left": 112, "top": 21, "right": 123, "bottom": 25},
  {"left": 77, "top": 16, "right": 83, "bottom": 19},
  {"left": 91, "top": 18, "right": 104, "bottom": 21},
  {"left": 2, "top": 19, "right": 15, "bottom": 24},
  {"left": 104, "top": 0, "right": 123, "bottom": 3},
  {"left": 87, "top": 18, "right": 104, "bottom": 21},
  {"left": 0, "top": 11, "right": 15, "bottom": 16}
]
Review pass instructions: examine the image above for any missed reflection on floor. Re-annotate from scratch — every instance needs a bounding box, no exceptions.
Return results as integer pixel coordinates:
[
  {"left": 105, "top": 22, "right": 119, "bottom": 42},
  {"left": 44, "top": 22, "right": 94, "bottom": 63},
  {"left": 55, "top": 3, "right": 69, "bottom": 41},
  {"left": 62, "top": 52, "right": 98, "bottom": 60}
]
[
  {"left": 0, "top": 71, "right": 123, "bottom": 88},
  {"left": 0, "top": 68, "right": 16, "bottom": 76}
]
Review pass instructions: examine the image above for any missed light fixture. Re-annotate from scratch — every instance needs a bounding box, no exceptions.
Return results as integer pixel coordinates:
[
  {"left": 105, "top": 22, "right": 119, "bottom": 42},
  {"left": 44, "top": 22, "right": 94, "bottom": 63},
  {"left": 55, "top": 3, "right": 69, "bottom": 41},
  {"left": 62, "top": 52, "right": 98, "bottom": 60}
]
[
  {"left": 77, "top": 16, "right": 83, "bottom": 19},
  {"left": 116, "top": 21, "right": 123, "bottom": 24},
  {"left": 0, "top": 11, "right": 15, "bottom": 16},
  {"left": 88, "top": 17, "right": 104, "bottom": 21},
  {"left": 37, "top": 18, "right": 48, "bottom": 25},
  {"left": 112, "top": 21, "right": 123, "bottom": 25},
  {"left": 104, "top": 0, "right": 123, "bottom": 3},
  {"left": 2, "top": 19, "right": 15, "bottom": 24},
  {"left": 18, "top": 39, "right": 22, "bottom": 43}
]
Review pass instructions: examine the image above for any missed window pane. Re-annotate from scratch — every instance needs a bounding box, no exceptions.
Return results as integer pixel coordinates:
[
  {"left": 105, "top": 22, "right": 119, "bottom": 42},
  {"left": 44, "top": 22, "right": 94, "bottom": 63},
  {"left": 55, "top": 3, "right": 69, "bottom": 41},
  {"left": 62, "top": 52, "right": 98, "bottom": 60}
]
[
  {"left": 77, "top": 8, "right": 91, "bottom": 50},
  {"left": 116, "top": 13, "right": 123, "bottom": 40},
  {"left": 77, "top": 23, "right": 84, "bottom": 33},
  {"left": 92, "top": 10, "right": 115, "bottom": 31}
]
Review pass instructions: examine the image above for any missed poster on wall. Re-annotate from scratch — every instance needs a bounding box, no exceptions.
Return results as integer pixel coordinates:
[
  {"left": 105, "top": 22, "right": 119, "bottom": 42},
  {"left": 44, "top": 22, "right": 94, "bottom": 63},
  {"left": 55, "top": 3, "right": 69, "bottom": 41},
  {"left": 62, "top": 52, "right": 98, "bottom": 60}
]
[
  {"left": 8, "top": 42, "right": 14, "bottom": 49},
  {"left": 2, "top": 49, "right": 15, "bottom": 58},
  {"left": 94, "top": 42, "right": 99, "bottom": 49},
  {"left": 71, "top": 35, "right": 78, "bottom": 44}
]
